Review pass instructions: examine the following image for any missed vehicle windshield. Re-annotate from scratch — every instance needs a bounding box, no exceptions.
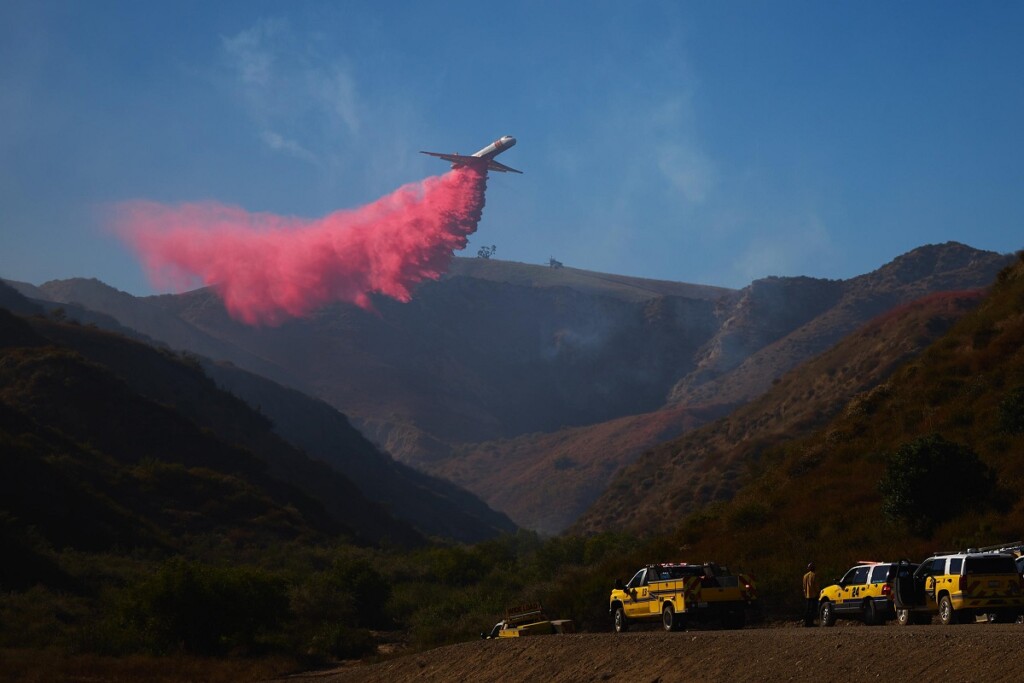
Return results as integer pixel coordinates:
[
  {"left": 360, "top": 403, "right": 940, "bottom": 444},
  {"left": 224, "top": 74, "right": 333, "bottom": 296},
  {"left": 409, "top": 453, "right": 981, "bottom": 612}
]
[{"left": 626, "top": 569, "right": 646, "bottom": 589}]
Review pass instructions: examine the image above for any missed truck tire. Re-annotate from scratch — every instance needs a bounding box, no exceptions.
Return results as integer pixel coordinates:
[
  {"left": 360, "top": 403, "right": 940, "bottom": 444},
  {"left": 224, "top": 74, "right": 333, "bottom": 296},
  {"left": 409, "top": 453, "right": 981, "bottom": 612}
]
[
  {"left": 613, "top": 606, "right": 628, "bottom": 633},
  {"left": 896, "top": 608, "right": 912, "bottom": 627},
  {"left": 819, "top": 600, "right": 836, "bottom": 627},
  {"left": 938, "top": 595, "right": 958, "bottom": 625},
  {"left": 662, "top": 604, "right": 683, "bottom": 632}
]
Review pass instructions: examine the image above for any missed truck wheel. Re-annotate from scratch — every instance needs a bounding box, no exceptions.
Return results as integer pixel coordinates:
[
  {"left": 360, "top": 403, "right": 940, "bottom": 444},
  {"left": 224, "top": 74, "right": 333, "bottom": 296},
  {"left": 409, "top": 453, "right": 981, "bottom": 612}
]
[
  {"left": 662, "top": 604, "right": 683, "bottom": 632},
  {"left": 613, "top": 606, "right": 628, "bottom": 633},
  {"left": 896, "top": 609, "right": 912, "bottom": 627},
  {"left": 938, "top": 595, "right": 957, "bottom": 625},
  {"left": 819, "top": 601, "right": 836, "bottom": 627}
]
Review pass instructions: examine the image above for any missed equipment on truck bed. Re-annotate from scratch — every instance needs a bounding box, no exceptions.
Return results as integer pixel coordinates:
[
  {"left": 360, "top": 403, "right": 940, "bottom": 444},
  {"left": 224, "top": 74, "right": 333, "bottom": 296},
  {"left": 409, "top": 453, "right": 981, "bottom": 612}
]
[{"left": 482, "top": 602, "right": 575, "bottom": 639}]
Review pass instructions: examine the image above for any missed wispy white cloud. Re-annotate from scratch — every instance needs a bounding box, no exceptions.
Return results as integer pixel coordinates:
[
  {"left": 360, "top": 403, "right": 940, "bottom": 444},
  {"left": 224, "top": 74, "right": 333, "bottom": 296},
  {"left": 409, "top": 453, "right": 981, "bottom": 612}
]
[
  {"left": 260, "top": 129, "right": 318, "bottom": 164},
  {"left": 657, "top": 143, "right": 716, "bottom": 205},
  {"left": 220, "top": 18, "right": 363, "bottom": 166},
  {"left": 649, "top": 95, "right": 717, "bottom": 205},
  {"left": 221, "top": 20, "right": 280, "bottom": 87},
  {"left": 319, "top": 66, "right": 360, "bottom": 137}
]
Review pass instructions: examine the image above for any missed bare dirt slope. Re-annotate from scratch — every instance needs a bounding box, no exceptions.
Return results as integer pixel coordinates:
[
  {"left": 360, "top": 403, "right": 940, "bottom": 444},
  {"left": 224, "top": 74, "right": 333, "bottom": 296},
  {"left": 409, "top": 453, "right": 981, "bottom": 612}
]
[{"left": 280, "top": 626, "right": 1024, "bottom": 683}]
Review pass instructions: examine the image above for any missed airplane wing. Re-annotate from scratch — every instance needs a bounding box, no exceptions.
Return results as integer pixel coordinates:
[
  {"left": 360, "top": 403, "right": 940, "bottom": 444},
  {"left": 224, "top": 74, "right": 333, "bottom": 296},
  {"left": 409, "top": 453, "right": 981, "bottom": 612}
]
[
  {"left": 487, "top": 159, "right": 523, "bottom": 174},
  {"left": 420, "top": 151, "right": 523, "bottom": 174},
  {"left": 420, "top": 151, "right": 476, "bottom": 165}
]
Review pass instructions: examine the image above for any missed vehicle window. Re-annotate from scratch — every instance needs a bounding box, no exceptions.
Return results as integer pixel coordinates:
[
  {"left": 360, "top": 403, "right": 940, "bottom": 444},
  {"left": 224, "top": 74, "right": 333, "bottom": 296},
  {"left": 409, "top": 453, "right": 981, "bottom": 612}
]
[
  {"left": 850, "top": 566, "right": 870, "bottom": 584},
  {"left": 626, "top": 569, "right": 646, "bottom": 589},
  {"left": 1017, "top": 557, "right": 1024, "bottom": 574},
  {"left": 660, "top": 566, "right": 703, "bottom": 579},
  {"left": 869, "top": 565, "right": 890, "bottom": 584},
  {"left": 948, "top": 558, "right": 963, "bottom": 575},
  {"left": 927, "top": 558, "right": 946, "bottom": 575},
  {"left": 964, "top": 555, "right": 1016, "bottom": 574},
  {"left": 840, "top": 567, "right": 859, "bottom": 584}
]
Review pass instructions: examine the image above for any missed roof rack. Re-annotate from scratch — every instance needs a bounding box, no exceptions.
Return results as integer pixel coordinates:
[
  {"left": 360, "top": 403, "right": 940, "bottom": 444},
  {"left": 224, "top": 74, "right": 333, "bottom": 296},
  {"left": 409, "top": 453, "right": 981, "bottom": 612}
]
[{"left": 933, "top": 541, "right": 1024, "bottom": 556}]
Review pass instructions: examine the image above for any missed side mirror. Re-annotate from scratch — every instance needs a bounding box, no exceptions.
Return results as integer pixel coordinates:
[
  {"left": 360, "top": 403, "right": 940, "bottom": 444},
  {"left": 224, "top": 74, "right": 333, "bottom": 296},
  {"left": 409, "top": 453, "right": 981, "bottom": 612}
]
[{"left": 614, "top": 579, "right": 624, "bottom": 590}]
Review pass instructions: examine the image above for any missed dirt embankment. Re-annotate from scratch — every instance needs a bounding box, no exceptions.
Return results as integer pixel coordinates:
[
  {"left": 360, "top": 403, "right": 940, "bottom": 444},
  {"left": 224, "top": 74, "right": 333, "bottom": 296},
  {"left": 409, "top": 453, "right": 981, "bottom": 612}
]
[{"left": 279, "top": 626, "right": 1024, "bottom": 683}]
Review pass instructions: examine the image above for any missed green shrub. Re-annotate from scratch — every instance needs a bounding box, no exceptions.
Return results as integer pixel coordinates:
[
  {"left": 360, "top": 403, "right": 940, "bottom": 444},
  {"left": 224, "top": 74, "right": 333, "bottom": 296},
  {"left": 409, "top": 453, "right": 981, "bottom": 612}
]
[
  {"left": 878, "top": 434, "right": 996, "bottom": 536},
  {"left": 122, "top": 560, "right": 288, "bottom": 655},
  {"left": 326, "top": 557, "right": 392, "bottom": 629}
]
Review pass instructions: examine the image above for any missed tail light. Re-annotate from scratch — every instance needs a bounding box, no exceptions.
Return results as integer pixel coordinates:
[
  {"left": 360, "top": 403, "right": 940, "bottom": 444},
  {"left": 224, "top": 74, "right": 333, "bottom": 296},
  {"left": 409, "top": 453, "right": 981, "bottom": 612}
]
[{"left": 882, "top": 583, "right": 891, "bottom": 596}]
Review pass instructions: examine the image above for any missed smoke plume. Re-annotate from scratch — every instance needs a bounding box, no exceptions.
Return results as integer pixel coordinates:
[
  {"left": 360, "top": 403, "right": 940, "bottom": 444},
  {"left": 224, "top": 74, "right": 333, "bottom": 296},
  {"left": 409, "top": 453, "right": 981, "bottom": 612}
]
[{"left": 114, "top": 167, "right": 487, "bottom": 325}]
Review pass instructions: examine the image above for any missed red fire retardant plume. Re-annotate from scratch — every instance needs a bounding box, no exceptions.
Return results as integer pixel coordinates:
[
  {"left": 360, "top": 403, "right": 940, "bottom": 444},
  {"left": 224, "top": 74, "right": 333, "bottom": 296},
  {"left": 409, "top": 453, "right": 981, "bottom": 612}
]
[{"left": 114, "top": 167, "right": 488, "bottom": 325}]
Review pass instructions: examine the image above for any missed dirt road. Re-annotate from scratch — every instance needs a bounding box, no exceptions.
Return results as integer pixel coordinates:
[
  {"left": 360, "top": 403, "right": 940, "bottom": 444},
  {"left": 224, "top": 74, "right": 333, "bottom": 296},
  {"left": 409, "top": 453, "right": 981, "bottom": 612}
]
[{"left": 280, "top": 625, "right": 1024, "bottom": 683}]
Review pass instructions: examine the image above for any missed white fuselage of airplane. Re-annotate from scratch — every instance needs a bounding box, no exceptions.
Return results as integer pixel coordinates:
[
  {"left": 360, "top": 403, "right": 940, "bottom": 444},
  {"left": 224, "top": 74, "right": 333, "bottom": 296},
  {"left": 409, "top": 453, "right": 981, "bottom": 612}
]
[{"left": 420, "top": 136, "right": 522, "bottom": 174}]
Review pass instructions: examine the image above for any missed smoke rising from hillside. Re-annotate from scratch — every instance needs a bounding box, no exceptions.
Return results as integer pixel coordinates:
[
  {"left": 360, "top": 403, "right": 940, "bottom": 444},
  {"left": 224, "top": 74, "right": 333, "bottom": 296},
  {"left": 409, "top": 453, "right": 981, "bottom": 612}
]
[{"left": 114, "top": 167, "right": 487, "bottom": 325}]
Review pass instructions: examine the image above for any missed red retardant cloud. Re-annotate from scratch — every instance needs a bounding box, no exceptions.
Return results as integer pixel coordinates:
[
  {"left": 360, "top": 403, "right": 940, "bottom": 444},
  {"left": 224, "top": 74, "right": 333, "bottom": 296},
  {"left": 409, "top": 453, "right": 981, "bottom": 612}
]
[{"left": 114, "top": 167, "right": 487, "bottom": 325}]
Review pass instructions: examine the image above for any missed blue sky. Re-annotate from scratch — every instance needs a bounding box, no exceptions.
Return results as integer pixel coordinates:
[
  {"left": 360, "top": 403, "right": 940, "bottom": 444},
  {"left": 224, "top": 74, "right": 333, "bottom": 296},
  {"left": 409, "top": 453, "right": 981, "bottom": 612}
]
[{"left": 2, "top": 0, "right": 1022, "bottom": 295}]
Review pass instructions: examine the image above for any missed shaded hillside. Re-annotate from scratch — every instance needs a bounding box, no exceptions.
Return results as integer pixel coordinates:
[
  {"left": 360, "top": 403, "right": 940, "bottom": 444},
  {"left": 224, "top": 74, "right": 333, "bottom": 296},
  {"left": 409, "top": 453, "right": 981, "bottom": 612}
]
[
  {"left": 33, "top": 277, "right": 296, "bottom": 387},
  {"left": 0, "top": 311, "right": 340, "bottom": 569},
  {"left": 420, "top": 245, "right": 1009, "bottom": 534},
  {"left": 610, "top": 251, "right": 1024, "bottom": 613},
  {"left": 30, "top": 317, "right": 423, "bottom": 547},
  {"left": 5, "top": 281, "right": 515, "bottom": 543},
  {"left": 0, "top": 296, "right": 426, "bottom": 570},
  {"left": 20, "top": 245, "right": 1011, "bottom": 536},
  {"left": 31, "top": 260, "right": 731, "bottom": 465},
  {"left": 150, "top": 260, "right": 727, "bottom": 454},
  {"left": 439, "top": 403, "right": 731, "bottom": 535},
  {"left": 574, "top": 288, "right": 989, "bottom": 535},
  {"left": 202, "top": 361, "right": 516, "bottom": 542}
]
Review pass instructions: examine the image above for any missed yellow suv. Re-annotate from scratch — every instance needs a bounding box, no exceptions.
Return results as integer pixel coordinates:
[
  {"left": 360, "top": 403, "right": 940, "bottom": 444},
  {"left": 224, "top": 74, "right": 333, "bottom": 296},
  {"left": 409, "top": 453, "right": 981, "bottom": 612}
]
[
  {"left": 894, "top": 552, "right": 1024, "bottom": 625},
  {"left": 818, "top": 561, "right": 916, "bottom": 627}
]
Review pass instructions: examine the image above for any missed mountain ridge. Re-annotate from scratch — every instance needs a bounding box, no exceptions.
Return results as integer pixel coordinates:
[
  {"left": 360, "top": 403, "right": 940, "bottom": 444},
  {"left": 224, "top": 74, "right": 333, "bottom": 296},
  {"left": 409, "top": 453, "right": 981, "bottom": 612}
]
[{"left": 11, "top": 242, "right": 1014, "bottom": 533}]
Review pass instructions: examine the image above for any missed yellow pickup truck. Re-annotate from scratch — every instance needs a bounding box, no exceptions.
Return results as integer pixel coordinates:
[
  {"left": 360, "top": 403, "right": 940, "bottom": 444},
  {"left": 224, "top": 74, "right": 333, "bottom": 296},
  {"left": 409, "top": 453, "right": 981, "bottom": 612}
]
[{"left": 609, "top": 562, "right": 758, "bottom": 632}]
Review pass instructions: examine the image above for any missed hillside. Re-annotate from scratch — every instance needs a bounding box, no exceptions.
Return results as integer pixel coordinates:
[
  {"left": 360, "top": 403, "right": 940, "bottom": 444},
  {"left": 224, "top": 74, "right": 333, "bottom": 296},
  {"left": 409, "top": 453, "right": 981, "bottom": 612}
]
[
  {"left": 18, "top": 244, "right": 1012, "bottom": 535},
  {"left": 573, "top": 289, "right": 988, "bottom": 535},
  {"left": 586, "top": 252, "right": 1024, "bottom": 609},
  {"left": 27, "top": 258, "right": 731, "bottom": 461},
  {"left": 0, "top": 288, "right": 428, "bottom": 577},
  {"left": 201, "top": 360, "right": 516, "bottom": 542},
  {"left": 668, "top": 241, "right": 1010, "bottom": 407},
  {"left": 439, "top": 403, "right": 731, "bottom": 534},
  {"left": 3, "top": 282, "right": 515, "bottom": 543},
  {"left": 427, "top": 245, "right": 1010, "bottom": 533}
]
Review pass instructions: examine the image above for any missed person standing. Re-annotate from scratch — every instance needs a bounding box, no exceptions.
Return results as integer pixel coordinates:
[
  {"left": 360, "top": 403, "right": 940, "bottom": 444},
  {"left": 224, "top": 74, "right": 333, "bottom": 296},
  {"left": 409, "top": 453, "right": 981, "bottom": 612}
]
[{"left": 802, "top": 562, "right": 818, "bottom": 626}]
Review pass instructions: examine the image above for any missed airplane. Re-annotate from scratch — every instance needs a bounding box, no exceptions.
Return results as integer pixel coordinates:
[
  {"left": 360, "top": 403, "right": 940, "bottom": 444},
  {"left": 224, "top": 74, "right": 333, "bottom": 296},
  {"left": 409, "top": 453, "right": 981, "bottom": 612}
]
[{"left": 420, "top": 135, "right": 522, "bottom": 174}]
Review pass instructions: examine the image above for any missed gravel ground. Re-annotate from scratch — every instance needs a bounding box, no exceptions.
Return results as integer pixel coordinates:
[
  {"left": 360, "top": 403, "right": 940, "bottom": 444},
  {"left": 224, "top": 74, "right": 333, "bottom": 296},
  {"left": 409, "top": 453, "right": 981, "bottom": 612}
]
[{"left": 277, "top": 624, "right": 1024, "bottom": 683}]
